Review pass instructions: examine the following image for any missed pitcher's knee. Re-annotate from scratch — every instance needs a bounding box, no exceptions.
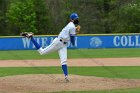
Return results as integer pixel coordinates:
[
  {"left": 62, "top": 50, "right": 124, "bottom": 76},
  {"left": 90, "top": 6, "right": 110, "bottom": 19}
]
[
  {"left": 61, "top": 61, "right": 67, "bottom": 65},
  {"left": 37, "top": 47, "right": 45, "bottom": 55},
  {"left": 39, "top": 51, "right": 44, "bottom": 55}
]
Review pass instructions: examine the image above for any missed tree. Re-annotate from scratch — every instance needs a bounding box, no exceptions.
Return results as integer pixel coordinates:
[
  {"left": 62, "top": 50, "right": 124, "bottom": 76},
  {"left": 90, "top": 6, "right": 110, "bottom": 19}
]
[
  {"left": 33, "top": 0, "right": 50, "bottom": 35},
  {"left": 6, "top": 0, "right": 37, "bottom": 34},
  {"left": 0, "top": 0, "right": 8, "bottom": 35},
  {"left": 3, "top": 0, "right": 138, "bottom": 35},
  {"left": 119, "top": 0, "right": 140, "bottom": 33}
]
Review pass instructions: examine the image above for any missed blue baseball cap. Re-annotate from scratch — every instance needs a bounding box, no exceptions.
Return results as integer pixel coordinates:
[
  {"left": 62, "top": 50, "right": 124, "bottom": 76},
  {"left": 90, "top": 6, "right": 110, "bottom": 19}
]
[{"left": 70, "top": 13, "right": 79, "bottom": 20}]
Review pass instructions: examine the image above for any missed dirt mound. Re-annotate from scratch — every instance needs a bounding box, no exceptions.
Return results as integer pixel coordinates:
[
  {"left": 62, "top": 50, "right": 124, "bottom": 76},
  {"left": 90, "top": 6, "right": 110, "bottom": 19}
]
[{"left": 0, "top": 74, "right": 140, "bottom": 93}]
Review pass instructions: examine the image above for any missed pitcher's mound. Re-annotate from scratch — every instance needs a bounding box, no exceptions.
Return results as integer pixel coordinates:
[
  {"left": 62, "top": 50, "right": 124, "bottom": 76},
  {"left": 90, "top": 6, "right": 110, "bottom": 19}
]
[{"left": 0, "top": 74, "right": 140, "bottom": 93}]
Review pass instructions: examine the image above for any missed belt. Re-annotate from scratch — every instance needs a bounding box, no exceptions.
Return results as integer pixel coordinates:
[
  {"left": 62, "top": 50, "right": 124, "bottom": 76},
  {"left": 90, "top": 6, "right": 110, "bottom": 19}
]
[{"left": 60, "top": 39, "right": 67, "bottom": 44}]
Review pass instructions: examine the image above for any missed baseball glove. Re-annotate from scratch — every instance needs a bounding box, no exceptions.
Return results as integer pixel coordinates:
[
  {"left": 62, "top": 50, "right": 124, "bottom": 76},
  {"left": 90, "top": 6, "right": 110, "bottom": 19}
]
[
  {"left": 20, "top": 32, "right": 34, "bottom": 38},
  {"left": 76, "top": 25, "right": 81, "bottom": 33}
]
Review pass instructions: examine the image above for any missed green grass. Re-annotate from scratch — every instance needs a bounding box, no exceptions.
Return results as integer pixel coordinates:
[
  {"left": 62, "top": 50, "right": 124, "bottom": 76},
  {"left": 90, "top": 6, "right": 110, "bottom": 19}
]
[
  {"left": 52, "top": 88, "right": 140, "bottom": 93},
  {"left": 1, "top": 48, "right": 140, "bottom": 93},
  {"left": 1, "top": 48, "right": 140, "bottom": 60},
  {"left": 0, "top": 66, "right": 140, "bottom": 79}
]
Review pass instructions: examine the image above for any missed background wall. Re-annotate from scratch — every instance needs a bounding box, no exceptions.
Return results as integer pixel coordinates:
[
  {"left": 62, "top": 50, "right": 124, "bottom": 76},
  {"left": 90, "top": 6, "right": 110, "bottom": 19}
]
[{"left": 1, "top": 34, "right": 140, "bottom": 50}]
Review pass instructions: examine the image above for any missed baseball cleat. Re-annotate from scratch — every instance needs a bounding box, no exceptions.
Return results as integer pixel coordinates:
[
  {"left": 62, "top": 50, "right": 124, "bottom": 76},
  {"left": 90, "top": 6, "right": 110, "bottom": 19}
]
[
  {"left": 20, "top": 32, "right": 34, "bottom": 38},
  {"left": 65, "top": 76, "right": 70, "bottom": 83}
]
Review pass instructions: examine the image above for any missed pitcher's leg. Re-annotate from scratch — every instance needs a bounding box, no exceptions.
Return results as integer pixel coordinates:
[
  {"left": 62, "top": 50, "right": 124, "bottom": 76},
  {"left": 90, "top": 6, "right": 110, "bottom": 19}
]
[
  {"left": 38, "top": 43, "right": 57, "bottom": 55},
  {"left": 31, "top": 37, "right": 41, "bottom": 49},
  {"left": 58, "top": 46, "right": 69, "bottom": 82},
  {"left": 38, "top": 38, "right": 60, "bottom": 55},
  {"left": 58, "top": 46, "right": 67, "bottom": 66},
  {"left": 31, "top": 37, "right": 59, "bottom": 55}
]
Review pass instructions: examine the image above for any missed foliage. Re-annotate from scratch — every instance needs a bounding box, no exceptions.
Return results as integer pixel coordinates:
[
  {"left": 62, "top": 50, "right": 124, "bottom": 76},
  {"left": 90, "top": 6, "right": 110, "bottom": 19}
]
[
  {"left": 0, "top": 0, "right": 8, "bottom": 35},
  {"left": 6, "top": 0, "right": 37, "bottom": 33},
  {"left": 119, "top": 0, "right": 140, "bottom": 33},
  {"left": 0, "top": 0, "right": 139, "bottom": 35},
  {"left": 44, "top": 0, "right": 73, "bottom": 34},
  {"left": 33, "top": 0, "right": 50, "bottom": 34}
]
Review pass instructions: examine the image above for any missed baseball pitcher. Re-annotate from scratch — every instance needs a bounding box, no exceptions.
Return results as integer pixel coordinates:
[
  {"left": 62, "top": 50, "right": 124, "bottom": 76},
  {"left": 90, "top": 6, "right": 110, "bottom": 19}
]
[{"left": 20, "top": 13, "right": 80, "bottom": 82}]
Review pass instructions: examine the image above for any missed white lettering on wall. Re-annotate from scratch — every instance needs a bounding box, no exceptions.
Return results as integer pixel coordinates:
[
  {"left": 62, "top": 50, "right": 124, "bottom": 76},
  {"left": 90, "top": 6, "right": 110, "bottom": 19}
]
[
  {"left": 113, "top": 36, "right": 120, "bottom": 47},
  {"left": 32, "top": 38, "right": 40, "bottom": 48},
  {"left": 22, "top": 38, "right": 31, "bottom": 48},
  {"left": 113, "top": 35, "right": 140, "bottom": 47},
  {"left": 50, "top": 37, "right": 55, "bottom": 43},
  {"left": 121, "top": 36, "right": 127, "bottom": 46},
  {"left": 128, "top": 36, "right": 134, "bottom": 46},
  {"left": 22, "top": 37, "right": 48, "bottom": 48},
  {"left": 42, "top": 38, "right": 48, "bottom": 47},
  {"left": 136, "top": 36, "right": 140, "bottom": 46}
]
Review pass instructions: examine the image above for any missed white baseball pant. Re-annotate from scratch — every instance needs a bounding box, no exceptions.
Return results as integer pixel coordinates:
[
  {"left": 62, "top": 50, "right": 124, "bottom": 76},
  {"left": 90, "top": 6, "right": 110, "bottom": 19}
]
[{"left": 37, "top": 38, "right": 67, "bottom": 65}]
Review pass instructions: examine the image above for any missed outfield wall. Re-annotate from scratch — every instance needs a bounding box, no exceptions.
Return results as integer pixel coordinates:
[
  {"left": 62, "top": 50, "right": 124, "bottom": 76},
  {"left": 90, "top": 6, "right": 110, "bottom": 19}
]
[{"left": 0, "top": 34, "right": 140, "bottom": 50}]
